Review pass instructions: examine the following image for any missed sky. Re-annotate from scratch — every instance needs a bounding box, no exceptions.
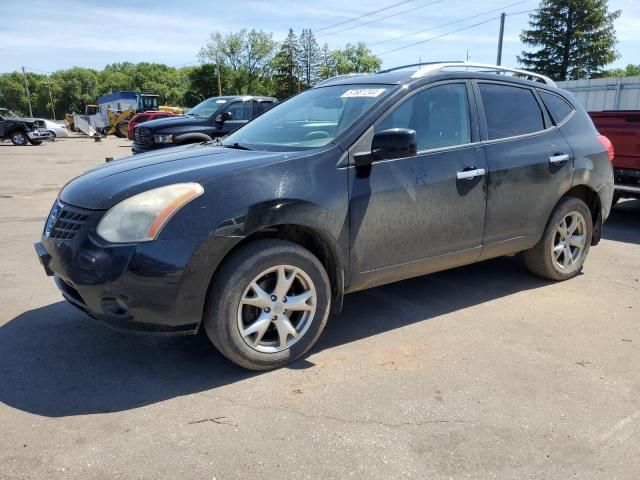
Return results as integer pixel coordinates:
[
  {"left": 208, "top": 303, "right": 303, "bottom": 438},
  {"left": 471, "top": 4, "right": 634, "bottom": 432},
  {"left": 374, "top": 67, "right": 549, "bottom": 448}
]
[{"left": 0, "top": 0, "right": 638, "bottom": 75}]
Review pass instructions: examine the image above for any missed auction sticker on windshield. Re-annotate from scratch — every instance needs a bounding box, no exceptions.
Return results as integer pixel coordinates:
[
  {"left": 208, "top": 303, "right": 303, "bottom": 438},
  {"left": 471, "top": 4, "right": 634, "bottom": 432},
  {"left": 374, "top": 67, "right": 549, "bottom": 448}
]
[{"left": 341, "top": 88, "right": 386, "bottom": 98}]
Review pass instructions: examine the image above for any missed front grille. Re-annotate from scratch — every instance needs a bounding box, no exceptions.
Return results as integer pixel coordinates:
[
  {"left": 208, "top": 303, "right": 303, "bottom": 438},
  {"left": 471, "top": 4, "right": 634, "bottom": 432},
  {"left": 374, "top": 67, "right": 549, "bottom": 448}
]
[
  {"left": 136, "top": 127, "right": 153, "bottom": 145},
  {"left": 49, "top": 207, "right": 88, "bottom": 240}
]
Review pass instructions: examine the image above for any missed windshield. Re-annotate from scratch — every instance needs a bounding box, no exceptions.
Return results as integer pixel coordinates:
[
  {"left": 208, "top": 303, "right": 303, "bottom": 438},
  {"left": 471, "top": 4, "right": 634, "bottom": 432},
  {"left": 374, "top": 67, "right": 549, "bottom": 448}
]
[
  {"left": 0, "top": 109, "right": 19, "bottom": 118},
  {"left": 187, "top": 97, "right": 228, "bottom": 118},
  {"left": 223, "top": 84, "right": 392, "bottom": 151},
  {"left": 139, "top": 95, "right": 159, "bottom": 111}
]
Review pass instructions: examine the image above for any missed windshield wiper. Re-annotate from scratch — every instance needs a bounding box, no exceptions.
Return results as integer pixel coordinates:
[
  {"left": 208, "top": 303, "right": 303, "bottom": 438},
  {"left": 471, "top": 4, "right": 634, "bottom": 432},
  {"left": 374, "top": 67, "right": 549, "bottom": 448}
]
[{"left": 223, "top": 142, "right": 252, "bottom": 151}]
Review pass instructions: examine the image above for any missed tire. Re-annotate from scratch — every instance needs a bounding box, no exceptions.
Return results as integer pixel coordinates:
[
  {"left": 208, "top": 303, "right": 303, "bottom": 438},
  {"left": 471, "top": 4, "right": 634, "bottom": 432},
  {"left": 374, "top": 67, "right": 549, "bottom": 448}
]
[
  {"left": 29, "top": 139, "right": 43, "bottom": 145},
  {"left": 524, "top": 197, "right": 593, "bottom": 281},
  {"left": 115, "top": 121, "right": 128, "bottom": 138},
  {"left": 47, "top": 130, "right": 56, "bottom": 141},
  {"left": 10, "top": 131, "right": 28, "bottom": 146},
  {"left": 203, "top": 239, "right": 331, "bottom": 370}
]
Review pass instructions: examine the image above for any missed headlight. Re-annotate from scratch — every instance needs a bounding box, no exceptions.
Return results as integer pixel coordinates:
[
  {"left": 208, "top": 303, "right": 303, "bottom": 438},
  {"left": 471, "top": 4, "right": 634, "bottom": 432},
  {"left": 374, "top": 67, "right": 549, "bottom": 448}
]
[
  {"left": 153, "top": 134, "right": 173, "bottom": 144},
  {"left": 96, "top": 183, "right": 203, "bottom": 243}
]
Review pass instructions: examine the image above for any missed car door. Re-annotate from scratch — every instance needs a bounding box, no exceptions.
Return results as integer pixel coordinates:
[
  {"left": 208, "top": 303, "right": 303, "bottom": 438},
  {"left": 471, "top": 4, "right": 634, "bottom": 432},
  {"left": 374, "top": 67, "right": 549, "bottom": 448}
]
[
  {"left": 474, "top": 81, "right": 574, "bottom": 259},
  {"left": 348, "top": 81, "right": 488, "bottom": 289},
  {"left": 220, "top": 100, "right": 252, "bottom": 134},
  {"left": 0, "top": 116, "right": 5, "bottom": 138}
]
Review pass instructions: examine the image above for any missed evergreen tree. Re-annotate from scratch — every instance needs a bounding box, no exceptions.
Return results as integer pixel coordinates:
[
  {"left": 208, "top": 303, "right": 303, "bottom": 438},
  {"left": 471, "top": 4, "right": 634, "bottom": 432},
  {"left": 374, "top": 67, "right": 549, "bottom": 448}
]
[
  {"left": 318, "top": 43, "right": 336, "bottom": 80},
  {"left": 297, "top": 29, "right": 322, "bottom": 88},
  {"left": 518, "top": 0, "right": 621, "bottom": 80},
  {"left": 272, "top": 29, "right": 301, "bottom": 99}
]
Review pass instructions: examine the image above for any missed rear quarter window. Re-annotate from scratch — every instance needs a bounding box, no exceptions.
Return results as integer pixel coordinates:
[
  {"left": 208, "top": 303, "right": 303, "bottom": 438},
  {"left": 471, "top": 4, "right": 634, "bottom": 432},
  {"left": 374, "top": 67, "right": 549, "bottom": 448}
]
[
  {"left": 538, "top": 91, "right": 574, "bottom": 125},
  {"left": 479, "top": 83, "right": 545, "bottom": 140}
]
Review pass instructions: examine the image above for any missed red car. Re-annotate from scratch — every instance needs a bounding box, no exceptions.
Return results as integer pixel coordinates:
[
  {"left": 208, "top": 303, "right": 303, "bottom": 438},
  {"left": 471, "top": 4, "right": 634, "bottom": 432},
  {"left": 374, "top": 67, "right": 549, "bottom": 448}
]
[
  {"left": 589, "top": 111, "right": 640, "bottom": 204},
  {"left": 127, "top": 111, "right": 179, "bottom": 140}
]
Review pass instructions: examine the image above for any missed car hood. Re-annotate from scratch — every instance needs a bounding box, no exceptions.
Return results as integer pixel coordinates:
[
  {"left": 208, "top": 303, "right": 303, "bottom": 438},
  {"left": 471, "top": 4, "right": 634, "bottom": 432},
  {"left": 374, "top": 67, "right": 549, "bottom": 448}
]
[
  {"left": 9, "top": 116, "right": 43, "bottom": 124},
  {"left": 137, "top": 114, "right": 209, "bottom": 131},
  {"left": 59, "top": 143, "right": 291, "bottom": 210}
]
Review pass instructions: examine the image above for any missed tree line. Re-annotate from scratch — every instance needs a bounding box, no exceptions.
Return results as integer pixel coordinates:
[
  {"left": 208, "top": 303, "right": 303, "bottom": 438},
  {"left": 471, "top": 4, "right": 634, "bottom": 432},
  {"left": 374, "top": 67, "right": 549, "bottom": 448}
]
[{"left": 0, "top": 28, "right": 380, "bottom": 119}]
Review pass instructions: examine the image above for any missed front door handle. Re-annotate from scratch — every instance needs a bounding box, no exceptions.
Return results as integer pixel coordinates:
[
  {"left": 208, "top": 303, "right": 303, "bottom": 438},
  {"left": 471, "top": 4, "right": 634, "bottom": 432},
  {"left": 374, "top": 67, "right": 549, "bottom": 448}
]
[
  {"left": 456, "top": 168, "right": 486, "bottom": 180},
  {"left": 549, "top": 153, "right": 570, "bottom": 164}
]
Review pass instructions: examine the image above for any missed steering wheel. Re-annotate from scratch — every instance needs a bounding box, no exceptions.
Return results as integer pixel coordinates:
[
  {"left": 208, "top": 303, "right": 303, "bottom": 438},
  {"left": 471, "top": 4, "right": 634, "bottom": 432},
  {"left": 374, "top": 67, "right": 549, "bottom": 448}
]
[{"left": 304, "top": 131, "right": 331, "bottom": 141}]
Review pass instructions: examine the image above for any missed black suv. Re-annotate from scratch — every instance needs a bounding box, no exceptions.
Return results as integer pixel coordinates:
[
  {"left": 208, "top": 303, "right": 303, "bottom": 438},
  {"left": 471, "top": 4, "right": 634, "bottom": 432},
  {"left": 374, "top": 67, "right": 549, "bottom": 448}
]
[
  {"left": 0, "top": 108, "right": 51, "bottom": 145},
  {"left": 132, "top": 95, "right": 277, "bottom": 154},
  {"left": 36, "top": 62, "right": 614, "bottom": 370}
]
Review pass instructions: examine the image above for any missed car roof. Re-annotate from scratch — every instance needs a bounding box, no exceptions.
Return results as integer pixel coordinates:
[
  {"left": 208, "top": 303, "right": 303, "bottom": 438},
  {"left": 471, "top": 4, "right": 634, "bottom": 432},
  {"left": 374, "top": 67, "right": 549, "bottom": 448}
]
[{"left": 316, "top": 61, "right": 558, "bottom": 91}]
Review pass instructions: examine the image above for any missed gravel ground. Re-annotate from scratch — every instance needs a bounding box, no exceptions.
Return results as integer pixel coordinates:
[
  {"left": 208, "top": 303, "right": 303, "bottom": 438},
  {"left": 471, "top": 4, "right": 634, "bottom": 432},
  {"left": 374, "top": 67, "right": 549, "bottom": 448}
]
[{"left": 1, "top": 136, "right": 639, "bottom": 479}]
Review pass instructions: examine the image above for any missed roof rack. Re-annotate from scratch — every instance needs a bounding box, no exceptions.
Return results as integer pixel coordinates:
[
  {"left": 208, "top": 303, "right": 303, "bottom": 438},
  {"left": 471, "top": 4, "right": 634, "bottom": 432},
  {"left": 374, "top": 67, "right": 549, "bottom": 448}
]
[
  {"left": 377, "top": 61, "right": 464, "bottom": 74},
  {"left": 409, "top": 62, "right": 556, "bottom": 86}
]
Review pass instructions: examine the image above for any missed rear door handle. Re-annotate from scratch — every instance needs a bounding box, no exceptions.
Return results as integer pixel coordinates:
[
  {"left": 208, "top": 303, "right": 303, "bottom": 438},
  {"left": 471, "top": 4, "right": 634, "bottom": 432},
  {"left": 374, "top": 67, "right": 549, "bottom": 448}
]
[
  {"left": 456, "top": 168, "right": 486, "bottom": 180},
  {"left": 549, "top": 153, "right": 570, "bottom": 164}
]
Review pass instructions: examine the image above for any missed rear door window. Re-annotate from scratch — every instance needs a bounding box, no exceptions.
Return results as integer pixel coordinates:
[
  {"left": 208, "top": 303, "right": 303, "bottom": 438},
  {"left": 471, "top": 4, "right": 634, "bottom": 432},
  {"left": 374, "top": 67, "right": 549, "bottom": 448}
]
[
  {"left": 538, "top": 91, "right": 574, "bottom": 125},
  {"left": 253, "top": 101, "right": 275, "bottom": 116},
  {"left": 479, "top": 83, "right": 545, "bottom": 140}
]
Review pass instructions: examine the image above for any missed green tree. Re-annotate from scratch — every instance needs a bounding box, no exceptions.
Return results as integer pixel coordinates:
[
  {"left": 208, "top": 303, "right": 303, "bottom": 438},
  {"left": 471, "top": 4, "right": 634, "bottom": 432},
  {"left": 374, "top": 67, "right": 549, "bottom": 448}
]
[
  {"left": 50, "top": 67, "right": 100, "bottom": 114},
  {"left": 518, "top": 0, "right": 621, "bottom": 80},
  {"left": 331, "top": 42, "right": 381, "bottom": 75},
  {"left": 298, "top": 29, "right": 322, "bottom": 88},
  {"left": 318, "top": 43, "right": 336, "bottom": 80},
  {"left": 182, "top": 63, "right": 224, "bottom": 106},
  {"left": 199, "top": 29, "right": 277, "bottom": 95},
  {"left": 272, "top": 29, "right": 301, "bottom": 99},
  {"left": 599, "top": 64, "right": 640, "bottom": 78}
]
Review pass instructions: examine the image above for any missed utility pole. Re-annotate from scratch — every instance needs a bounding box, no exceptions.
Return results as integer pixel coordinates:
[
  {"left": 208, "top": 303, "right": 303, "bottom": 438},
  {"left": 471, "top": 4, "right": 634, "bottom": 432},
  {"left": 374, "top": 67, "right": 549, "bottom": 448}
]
[
  {"left": 46, "top": 82, "right": 56, "bottom": 120},
  {"left": 496, "top": 12, "right": 506, "bottom": 66},
  {"left": 216, "top": 57, "right": 222, "bottom": 96},
  {"left": 21, "top": 66, "right": 33, "bottom": 118}
]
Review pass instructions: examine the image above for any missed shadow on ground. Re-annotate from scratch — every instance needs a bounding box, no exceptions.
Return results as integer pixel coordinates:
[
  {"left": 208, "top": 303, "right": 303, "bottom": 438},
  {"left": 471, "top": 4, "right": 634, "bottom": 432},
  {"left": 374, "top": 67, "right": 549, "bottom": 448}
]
[
  {"left": 0, "top": 256, "right": 556, "bottom": 417},
  {"left": 603, "top": 198, "right": 640, "bottom": 245}
]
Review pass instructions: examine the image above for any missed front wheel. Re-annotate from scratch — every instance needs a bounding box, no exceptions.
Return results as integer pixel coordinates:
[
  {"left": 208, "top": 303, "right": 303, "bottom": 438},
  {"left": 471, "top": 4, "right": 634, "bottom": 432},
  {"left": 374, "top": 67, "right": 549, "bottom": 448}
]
[
  {"left": 524, "top": 197, "right": 593, "bottom": 281},
  {"left": 203, "top": 239, "right": 331, "bottom": 370},
  {"left": 11, "top": 131, "right": 28, "bottom": 146}
]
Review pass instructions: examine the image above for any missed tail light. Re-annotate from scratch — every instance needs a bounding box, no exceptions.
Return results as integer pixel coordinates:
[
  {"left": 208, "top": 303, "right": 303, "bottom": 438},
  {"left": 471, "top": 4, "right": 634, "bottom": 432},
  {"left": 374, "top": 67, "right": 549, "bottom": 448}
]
[{"left": 598, "top": 135, "right": 614, "bottom": 161}]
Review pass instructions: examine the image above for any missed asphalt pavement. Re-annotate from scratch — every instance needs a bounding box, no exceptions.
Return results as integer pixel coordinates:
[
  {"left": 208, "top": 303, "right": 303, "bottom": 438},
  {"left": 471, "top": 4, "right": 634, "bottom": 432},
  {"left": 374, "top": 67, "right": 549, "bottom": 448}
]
[{"left": 1, "top": 137, "right": 639, "bottom": 479}]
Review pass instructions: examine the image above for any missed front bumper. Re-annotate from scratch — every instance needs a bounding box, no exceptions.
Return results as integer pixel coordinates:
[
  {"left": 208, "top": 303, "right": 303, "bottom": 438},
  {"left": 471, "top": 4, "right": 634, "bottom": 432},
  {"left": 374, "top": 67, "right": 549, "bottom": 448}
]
[
  {"left": 34, "top": 203, "right": 239, "bottom": 335},
  {"left": 28, "top": 129, "right": 52, "bottom": 140}
]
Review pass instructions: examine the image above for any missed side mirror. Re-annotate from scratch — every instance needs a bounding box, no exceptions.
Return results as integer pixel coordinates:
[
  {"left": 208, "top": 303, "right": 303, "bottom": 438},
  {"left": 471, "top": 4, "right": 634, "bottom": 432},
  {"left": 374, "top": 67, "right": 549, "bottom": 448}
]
[
  {"left": 354, "top": 128, "right": 417, "bottom": 167},
  {"left": 216, "top": 111, "right": 232, "bottom": 124}
]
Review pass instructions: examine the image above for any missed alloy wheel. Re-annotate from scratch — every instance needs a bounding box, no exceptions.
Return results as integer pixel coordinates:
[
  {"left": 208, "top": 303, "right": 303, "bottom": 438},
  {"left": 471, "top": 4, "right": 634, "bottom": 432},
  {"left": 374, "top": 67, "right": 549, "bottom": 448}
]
[
  {"left": 12, "top": 132, "right": 26, "bottom": 145},
  {"left": 237, "top": 265, "right": 317, "bottom": 353},
  {"left": 551, "top": 211, "right": 587, "bottom": 271}
]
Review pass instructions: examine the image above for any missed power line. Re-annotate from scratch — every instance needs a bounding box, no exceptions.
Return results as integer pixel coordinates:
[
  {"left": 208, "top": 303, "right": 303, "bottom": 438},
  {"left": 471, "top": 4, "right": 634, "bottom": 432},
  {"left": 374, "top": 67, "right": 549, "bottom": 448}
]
[
  {"left": 319, "top": 0, "right": 446, "bottom": 37},
  {"left": 370, "top": 0, "right": 531, "bottom": 47},
  {"left": 376, "top": 16, "right": 500, "bottom": 56},
  {"left": 315, "top": 0, "right": 416, "bottom": 33}
]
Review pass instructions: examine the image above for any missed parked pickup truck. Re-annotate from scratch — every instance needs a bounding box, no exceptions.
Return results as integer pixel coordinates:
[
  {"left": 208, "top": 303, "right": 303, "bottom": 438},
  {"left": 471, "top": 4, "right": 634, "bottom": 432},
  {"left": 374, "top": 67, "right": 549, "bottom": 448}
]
[
  {"left": 590, "top": 111, "right": 640, "bottom": 203},
  {"left": 131, "top": 95, "right": 277, "bottom": 154},
  {"left": 0, "top": 108, "right": 51, "bottom": 145}
]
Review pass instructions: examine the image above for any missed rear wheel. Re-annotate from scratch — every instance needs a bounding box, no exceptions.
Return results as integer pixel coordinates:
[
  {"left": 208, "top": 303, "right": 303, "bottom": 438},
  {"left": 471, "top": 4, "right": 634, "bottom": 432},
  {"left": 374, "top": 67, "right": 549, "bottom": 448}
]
[
  {"left": 47, "top": 130, "right": 56, "bottom": 141},
  {"left": 203, "top": 239, "right": 331, "bottom": 370},
  {"left": 10, "top": 131, "right": 28, "bottom": 146},
  {"left": 524, "top": 197, "right": 593, "bottom": 281}
]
